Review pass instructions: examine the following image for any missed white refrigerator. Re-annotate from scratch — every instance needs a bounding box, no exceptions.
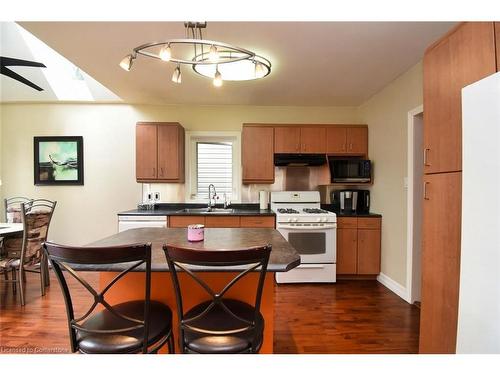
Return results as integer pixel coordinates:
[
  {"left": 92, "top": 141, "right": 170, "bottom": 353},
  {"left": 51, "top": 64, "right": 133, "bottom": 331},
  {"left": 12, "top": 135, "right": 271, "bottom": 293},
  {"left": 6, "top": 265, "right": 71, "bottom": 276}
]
[{"left": 457, "top": 71, "right": 500, "bottom": 353}]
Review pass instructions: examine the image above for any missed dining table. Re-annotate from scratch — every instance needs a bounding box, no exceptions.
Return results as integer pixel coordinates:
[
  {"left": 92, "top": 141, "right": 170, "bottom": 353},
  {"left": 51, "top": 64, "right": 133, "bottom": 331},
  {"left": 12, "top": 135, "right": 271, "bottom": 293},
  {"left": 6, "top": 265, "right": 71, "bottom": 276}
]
[{"left": 0, "top": 222, "right": 23, "bottom": 258}]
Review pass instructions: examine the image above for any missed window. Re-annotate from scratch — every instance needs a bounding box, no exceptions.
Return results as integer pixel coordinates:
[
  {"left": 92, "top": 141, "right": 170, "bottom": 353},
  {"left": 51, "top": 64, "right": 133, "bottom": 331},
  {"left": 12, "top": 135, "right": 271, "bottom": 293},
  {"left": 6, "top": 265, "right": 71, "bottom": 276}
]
[
  {"left": 186, "top": 132, "right": 241, "bottom": 202},
  {"left": 196, "top": 142, "right": 233, "bottom": 198}
]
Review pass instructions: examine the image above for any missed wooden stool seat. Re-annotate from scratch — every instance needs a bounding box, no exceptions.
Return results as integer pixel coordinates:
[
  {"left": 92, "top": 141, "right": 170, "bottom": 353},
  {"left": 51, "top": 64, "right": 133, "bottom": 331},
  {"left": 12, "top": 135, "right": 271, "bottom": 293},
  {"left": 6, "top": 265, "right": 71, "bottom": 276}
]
[
  {"left": 184, "top": 299, "right": 264, "bottom": 354},
  {"left": 77, "top": 300, "right": 173, "bottom": 354}
]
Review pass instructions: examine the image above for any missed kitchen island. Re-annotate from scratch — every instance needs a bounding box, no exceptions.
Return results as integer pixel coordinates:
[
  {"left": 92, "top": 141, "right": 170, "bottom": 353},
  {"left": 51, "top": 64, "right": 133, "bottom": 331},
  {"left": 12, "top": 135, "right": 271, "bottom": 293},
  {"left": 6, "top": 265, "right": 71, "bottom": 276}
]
[{"left": 84, "top": 227, "right": 300, "bottom": 353}]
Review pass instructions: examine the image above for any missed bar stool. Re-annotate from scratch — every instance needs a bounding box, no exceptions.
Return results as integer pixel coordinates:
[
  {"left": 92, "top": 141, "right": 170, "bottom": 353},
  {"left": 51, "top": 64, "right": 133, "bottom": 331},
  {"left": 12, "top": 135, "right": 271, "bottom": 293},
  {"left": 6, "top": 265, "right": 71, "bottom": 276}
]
[
  {"left": 163, "top": 243, "right": 271, "bottom": 354},
  {"left": 44, "top": 242, "right": 174, "bottom": 354}
]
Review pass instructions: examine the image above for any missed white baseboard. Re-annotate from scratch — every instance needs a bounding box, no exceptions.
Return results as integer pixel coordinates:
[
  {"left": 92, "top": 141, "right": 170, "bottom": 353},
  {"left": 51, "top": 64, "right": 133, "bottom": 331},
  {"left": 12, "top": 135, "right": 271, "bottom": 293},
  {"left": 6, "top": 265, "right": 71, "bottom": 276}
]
[{"left": 377, "top": 272, "right": 410, "bottom": 303}]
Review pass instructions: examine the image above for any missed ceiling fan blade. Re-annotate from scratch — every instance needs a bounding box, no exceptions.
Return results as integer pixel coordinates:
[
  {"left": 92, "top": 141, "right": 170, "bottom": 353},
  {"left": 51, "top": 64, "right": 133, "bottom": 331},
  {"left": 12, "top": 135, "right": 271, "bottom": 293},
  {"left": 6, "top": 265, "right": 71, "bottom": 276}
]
[
  {"left": 0, "top": 56, "right": 46, "bottom": 68},
  {"left": 0, "top": 66, "right": 44, "bottom": 91}
]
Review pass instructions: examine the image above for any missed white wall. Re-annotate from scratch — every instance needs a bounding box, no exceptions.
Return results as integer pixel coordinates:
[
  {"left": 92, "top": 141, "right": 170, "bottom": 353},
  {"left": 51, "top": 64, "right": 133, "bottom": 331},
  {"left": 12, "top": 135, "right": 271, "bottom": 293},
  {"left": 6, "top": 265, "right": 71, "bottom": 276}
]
[
  {"left": 358, "top": 62, "right": 423, "bottom": 287},
  {"left": 0, "top": 103, "right": 360, "bottom": 245}
]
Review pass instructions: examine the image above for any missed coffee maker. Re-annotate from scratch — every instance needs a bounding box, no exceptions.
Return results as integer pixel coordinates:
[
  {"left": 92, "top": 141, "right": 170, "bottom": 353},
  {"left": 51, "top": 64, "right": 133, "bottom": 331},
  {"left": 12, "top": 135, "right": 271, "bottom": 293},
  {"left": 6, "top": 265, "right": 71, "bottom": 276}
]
[{"left": 331, "top": 189, "right": 370, "bottom": 214}]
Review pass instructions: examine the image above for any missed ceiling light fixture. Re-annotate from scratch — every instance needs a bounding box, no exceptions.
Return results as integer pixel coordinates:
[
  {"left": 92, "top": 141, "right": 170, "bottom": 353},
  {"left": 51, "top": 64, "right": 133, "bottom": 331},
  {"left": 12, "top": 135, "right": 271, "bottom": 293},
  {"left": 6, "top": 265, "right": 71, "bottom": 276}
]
[
  {"left": 119, "top": 22, "right": 271, "bottom": 86},
  {"left": 172, "top": 64, "right": 182, "bottom": 83},
  {"left": 213, "top": 66, "right": 222, "bottom": 87}
]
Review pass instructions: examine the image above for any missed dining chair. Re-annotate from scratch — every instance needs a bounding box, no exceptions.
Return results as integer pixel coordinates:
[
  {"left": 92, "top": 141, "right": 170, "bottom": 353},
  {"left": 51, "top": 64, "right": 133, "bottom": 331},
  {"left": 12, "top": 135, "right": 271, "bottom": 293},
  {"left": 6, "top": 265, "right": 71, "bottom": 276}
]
[
  {"left": 0, "top": 199, "right": 56, "bottom": 305},
  {"left": 163, "top": 243, "right": 271, "bottom": 354},
  {"left": 4, "top": 196, "right": 32, "bottom": 222},
  {"left": 44, "top": 242, "right": 174, "bottom": 354}
]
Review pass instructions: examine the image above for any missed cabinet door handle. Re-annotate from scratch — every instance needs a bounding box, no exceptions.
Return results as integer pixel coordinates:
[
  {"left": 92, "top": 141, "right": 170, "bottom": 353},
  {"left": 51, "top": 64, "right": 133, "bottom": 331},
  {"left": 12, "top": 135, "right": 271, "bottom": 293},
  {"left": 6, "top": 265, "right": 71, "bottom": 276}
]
[
  {"left": 423, "top": 148, "right": 431, "bottom": 166},
  {"left": 349, "top": 143, "right": 353, "bottom": 150},
  {"left": 423, "top": 182, "right": 430, "bottom": 200},
  {"left": 153, "top": 167, "right": 156, "bottom": 177},
  {"left": 160, "top": 167, "right": 163, "bottom": 177}
]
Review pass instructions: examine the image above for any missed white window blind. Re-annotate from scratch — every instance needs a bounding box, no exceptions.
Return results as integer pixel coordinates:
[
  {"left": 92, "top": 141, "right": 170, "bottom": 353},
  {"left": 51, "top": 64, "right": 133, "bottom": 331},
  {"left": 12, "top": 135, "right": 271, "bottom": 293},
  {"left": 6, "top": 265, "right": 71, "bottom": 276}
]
[{"left": 196, "top": 142, "right": 233, "bottom": 198}]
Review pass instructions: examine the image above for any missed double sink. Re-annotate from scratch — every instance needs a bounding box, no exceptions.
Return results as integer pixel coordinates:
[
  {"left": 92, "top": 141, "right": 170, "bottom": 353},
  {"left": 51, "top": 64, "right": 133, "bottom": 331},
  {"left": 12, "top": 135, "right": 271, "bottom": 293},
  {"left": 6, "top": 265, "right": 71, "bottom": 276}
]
[{"left": 175, "top": 208, "right": 235, "bottom": 214}]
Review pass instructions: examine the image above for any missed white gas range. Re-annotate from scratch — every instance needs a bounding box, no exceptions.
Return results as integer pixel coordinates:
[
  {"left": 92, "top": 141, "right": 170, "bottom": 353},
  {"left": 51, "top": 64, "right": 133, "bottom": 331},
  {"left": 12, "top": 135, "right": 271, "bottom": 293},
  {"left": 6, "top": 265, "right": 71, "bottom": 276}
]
[{"left": 271, "top": 191, "right": 337, "bottom": 283}]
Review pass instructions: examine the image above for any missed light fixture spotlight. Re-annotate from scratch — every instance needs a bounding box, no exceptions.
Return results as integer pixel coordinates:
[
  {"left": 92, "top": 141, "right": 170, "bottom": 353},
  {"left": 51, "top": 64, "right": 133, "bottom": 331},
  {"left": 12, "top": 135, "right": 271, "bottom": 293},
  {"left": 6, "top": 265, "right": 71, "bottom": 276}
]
[
  {"left": 213, "top": 66, "right": 222, "bottom": 87},
  {"left": 119, "top": 54, "right": 134, "bottom": 71},
  {"left": 255, "top": 61, "right": 266, "bottom": 78},
  {"left": 209, "top": 44, "right": 219, "bottom": 62},
  {"left": 119, "top": 22, "right": 271, "bottom": 86},
  {"left": 159, "top": 44, "right": 172, "bottom": 61},
  {"left": 172, "top": 64, "right": 181, "bottom": 83}
]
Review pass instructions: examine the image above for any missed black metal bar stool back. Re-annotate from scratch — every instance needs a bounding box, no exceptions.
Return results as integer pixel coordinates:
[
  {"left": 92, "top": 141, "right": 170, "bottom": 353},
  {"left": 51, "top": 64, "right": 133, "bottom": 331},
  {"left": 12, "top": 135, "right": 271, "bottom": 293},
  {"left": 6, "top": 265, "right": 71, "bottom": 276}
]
[
  {"left": 163, "top": 243, "right": 271, "bottom": 354},
  {"left": 44, "top": 242, "right": 174, "bottom": 354}
]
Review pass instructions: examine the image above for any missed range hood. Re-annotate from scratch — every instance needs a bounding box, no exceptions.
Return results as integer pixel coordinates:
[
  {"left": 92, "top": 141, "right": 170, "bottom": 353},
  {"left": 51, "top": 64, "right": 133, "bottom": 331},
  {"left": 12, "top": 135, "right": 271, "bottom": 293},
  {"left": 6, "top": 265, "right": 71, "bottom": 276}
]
[{"left": 274, "top": 153, "right": 327, "bottom": 167}]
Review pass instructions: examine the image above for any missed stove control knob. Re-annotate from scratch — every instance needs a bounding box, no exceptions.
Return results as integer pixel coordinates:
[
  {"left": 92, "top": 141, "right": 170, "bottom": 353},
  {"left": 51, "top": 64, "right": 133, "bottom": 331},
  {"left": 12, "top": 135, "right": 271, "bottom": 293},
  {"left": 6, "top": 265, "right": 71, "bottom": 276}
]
[
  {"left": 293, "top": 218, "right": 298, "bottom": 222},
  {"left": 321, "top": 218, "right": 327, "bottom": 222},
  {"left": 317, "top": 218, "right": 321, "bottom": 222},
  {"left": 287, "top": 218, "right": 292, "bottom": 223}
]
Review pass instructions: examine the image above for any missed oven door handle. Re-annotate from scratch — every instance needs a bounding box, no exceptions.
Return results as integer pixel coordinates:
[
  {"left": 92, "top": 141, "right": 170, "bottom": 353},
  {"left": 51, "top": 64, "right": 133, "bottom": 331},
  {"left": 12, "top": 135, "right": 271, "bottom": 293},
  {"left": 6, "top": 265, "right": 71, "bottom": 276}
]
[
  {"left": 278, "top": 224, "right": 337, "bottom": 230},
  {"left": 297, "top": 264, "right": 327, "bottom": 269}
]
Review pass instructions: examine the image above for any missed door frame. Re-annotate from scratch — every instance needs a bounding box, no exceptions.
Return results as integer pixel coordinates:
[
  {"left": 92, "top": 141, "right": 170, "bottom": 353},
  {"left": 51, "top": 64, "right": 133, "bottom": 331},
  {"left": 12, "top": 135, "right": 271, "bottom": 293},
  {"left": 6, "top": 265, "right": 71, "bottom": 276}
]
[{"left": 406, "top": 105, "right": 424, "bottom": 304}]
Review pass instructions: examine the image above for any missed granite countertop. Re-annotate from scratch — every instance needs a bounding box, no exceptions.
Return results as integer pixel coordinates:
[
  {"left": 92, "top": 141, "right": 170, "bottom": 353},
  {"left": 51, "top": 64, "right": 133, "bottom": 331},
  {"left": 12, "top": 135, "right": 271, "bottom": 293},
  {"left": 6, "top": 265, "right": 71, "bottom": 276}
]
[
  {"left": 79, "top": 227, "right": 299, "bottom": 273},
  {"left": 118, "top": 203, "right": 275, "bottom": 217},
  {"left": 320, "top": 205, "right": 382, "bottom": 218}
]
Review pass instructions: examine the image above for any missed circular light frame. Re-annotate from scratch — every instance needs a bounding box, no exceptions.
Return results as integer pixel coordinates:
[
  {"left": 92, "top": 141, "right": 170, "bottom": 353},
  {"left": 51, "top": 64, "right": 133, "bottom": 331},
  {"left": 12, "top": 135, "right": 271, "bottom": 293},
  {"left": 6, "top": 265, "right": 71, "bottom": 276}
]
[
  {"left": 192, "top": 51, "right": 271, "bottom": 81},
  {"left": 129, "top": 38, "right": 271, "bottom": 82}
]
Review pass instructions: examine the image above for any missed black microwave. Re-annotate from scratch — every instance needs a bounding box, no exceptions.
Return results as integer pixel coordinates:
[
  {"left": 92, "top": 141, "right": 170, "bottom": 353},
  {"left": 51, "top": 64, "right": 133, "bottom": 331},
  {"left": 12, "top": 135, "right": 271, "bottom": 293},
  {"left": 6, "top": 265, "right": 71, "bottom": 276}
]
[{"left": 328, "top": 158, "right": 371, "bottom": 183}]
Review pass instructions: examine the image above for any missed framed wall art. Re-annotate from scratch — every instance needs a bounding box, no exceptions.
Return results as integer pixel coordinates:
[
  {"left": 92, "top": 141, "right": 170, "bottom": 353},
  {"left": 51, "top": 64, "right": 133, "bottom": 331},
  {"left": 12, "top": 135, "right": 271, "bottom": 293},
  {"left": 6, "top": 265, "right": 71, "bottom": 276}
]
[{"left": 34, "top": 136, "right": 84, "bottom": 185}]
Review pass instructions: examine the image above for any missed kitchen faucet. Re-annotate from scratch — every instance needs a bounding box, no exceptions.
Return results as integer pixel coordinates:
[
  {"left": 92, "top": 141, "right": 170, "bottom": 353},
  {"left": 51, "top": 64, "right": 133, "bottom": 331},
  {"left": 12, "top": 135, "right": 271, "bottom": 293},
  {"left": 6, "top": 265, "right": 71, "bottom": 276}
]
[{"left": 207, "top": 184, "right": 217, "bottom": 211}]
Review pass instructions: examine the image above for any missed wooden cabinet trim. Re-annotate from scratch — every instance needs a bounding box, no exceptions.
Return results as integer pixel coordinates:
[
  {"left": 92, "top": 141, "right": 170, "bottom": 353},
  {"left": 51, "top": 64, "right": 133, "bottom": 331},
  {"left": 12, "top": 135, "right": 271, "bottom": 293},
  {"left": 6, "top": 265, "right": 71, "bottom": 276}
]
[
  {"left": 240, "top": 216, "right": 275, "bottom": 228},
  {"left": 337, "top": 217, "right": 358, "bottom": 229},
  {"left": 205, "top": 216, "right": 241, "bottom": 228},
  {"left": 357, "top": 217, "right": 381, "bottom": 229},
  {"left": 169, "top": 216, "right": 206, "bottom": 228}
]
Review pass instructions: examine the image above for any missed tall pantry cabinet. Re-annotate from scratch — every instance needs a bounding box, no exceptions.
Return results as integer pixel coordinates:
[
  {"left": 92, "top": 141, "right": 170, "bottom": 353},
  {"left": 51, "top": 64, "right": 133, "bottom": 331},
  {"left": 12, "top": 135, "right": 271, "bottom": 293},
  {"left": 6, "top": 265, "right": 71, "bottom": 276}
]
[{"left": 419, "top": 22, "right": 497, "bottom": 353}]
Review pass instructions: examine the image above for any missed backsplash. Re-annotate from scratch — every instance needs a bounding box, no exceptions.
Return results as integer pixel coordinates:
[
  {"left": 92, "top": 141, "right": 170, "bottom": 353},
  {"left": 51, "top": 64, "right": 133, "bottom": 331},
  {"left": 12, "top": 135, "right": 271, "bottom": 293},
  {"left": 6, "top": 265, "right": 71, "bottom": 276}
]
[{"left": 141, "top": 165, "right": 330, "bottom": 204}]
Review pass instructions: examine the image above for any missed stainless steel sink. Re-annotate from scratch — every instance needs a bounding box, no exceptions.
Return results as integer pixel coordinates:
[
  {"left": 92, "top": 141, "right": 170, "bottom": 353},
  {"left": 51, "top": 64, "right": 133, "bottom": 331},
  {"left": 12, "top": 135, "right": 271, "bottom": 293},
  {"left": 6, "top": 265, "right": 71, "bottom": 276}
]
[{"left": 177, "top": 208, "right": 234, "bottom": 214}]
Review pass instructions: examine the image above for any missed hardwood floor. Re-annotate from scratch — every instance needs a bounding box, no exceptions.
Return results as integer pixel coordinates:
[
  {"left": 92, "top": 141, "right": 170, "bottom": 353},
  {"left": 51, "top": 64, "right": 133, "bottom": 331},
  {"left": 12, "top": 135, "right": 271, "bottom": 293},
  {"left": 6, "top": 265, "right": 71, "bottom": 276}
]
[
  {"left": 0, "top": 273, "right": 419, "bottom": 354},
  {"left": 274, "top": 281, "right": 420, "bottom": 353}
]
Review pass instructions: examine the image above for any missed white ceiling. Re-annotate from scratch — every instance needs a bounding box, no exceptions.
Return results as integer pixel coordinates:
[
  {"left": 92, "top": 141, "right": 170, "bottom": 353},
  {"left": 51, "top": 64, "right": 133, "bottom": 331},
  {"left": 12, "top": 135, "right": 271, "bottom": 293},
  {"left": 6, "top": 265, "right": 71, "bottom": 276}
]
[{"left": 11, "top": 22, "right": 455, "bottom": 106}]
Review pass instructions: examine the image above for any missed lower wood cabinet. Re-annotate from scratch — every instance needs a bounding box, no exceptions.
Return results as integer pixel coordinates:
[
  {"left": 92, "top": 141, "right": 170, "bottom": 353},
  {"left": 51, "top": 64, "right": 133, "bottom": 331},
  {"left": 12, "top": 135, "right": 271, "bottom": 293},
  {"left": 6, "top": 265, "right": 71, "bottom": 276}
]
[
  {"left": 419, "top": 171, "right": 462, "bottom": 354},
  {"left": 336, "top": 217, "right": 381, "bottom": 276},
  {"left": 168, "top": 215, "right": 275, "bottom": 229}
]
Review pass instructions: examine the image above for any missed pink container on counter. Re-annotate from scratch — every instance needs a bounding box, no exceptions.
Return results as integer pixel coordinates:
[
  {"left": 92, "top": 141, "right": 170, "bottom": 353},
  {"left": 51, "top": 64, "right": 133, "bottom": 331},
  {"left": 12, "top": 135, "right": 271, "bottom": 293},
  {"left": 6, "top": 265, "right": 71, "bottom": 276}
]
[{"left": 187, "top": 224, "right": 205, "bottom": 242}]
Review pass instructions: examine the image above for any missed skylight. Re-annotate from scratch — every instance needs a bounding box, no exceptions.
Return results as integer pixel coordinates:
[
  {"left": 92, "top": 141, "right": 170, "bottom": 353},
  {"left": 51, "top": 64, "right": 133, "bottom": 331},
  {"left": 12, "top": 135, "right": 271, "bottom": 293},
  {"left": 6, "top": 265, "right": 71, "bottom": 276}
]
[{"left": 1, "top": 23, "right": 121, "bottom": 102}]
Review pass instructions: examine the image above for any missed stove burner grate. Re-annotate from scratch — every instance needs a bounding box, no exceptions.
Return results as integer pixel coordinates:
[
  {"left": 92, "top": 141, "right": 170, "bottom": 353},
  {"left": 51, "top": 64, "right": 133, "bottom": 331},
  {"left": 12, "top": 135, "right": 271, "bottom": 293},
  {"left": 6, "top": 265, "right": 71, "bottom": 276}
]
[{"left": 277, "top": 208, "right": 300, "bottom": 214}]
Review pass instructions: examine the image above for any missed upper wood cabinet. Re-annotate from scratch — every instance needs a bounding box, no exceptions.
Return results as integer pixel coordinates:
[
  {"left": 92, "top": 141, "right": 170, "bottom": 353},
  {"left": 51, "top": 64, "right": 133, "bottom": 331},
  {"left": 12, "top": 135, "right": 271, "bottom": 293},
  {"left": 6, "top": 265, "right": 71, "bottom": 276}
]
[
  {"left": 419, "top": 172, "right": 462, "bottom": 353},
  {"left": 423, "top": 22, "right": 496, "bottom": 174},
  {"left": 157, "top": 124, "right": 184, "bottom": 181},
  {"left": 136, "top": 123, "right": 158, "bottom": 180},
  {"left": 326, "top": 126, "right": 368, "bottom": 156},
  {"left": 136, "top": 122, "right": 185, "bottom": 183},
  {"left": 274, "top": 126, "right": 326, "bottom": 153},
  {"left": 300, "top": 127, "right": 326, "bottom": 153},
  {"left": 274, "top": 127, "right": 301, "bottom": 153},
  {"left": 242, "top": 125, "right": 275, "bottom": 184},
  {"left": 326, "top": 127, "right": 347, "bottom": 154}
]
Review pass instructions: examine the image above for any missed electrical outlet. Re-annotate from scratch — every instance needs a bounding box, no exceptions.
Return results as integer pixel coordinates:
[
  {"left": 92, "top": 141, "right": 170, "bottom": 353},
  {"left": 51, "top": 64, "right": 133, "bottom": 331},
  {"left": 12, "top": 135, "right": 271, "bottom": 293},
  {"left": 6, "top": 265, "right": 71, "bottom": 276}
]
[{"left": 155, "top": 192, "right": 160, "bottom": 201}]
